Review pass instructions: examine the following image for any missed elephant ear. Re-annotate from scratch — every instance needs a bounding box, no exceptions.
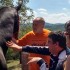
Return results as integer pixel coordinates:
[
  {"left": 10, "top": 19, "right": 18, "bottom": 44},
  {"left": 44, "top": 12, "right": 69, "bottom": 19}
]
[
  {"left": 13, "top": 0, "right": 23, "bottom": 40},
  {"left": 13, "top": 14, "right": 19, "bottom": 40}
]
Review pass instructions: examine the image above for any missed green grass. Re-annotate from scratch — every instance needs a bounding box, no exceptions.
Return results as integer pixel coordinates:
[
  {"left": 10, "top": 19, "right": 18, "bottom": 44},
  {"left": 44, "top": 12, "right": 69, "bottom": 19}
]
[{"left": 7, "top": 59, "right": 21, "bottom": 70}]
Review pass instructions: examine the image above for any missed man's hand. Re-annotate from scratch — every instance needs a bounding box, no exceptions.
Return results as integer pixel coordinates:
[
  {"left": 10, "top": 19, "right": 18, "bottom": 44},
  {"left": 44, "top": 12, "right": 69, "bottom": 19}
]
[
  {"left": 6, "top": 41, "right": 22, "bottom": 52},
  {"left": 27, "top": 57, "right": 42, "bottom": 64}
]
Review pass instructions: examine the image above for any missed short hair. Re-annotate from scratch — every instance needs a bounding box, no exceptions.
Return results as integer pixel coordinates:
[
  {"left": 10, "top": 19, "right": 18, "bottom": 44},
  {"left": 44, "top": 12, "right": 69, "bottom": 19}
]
[
  {"left": 33, "top": 17, "right": 45, "bottom": 24},
  {"left": 65, "top": 20, "right": 70, "bottom": 30},
  {"left": 48, "top": 31, "right": 66, "bottom": 49}
]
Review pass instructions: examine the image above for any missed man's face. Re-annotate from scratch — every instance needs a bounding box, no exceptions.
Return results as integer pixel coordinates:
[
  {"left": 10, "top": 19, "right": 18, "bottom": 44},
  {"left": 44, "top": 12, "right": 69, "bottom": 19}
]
[
  {"left": 33, "top": 21, "right": 44, "bottom": 34},
  {"left": 66, "top": 26, "right": 70, "bottom": 35},
  {"left": 47, "top": 38, "right": 56, "bottom": 54},
  {"left": 65, "top": 26, "right": 70, "bottom": 48}
]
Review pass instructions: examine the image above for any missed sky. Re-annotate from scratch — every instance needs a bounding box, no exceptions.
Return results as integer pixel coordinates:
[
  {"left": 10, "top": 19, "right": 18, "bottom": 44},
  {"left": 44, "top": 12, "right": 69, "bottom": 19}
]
[{"left": 26, "top": 0, "right": 70, "bottom": 24}]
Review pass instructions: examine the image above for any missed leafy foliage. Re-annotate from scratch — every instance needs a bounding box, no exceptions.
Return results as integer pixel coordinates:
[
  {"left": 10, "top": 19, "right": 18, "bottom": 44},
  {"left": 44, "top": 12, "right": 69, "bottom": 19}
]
[
  {"left": 0, "top": 0, "right": 34, "bottom": 24},
  {"left": 6, "top": 48, "right": 20, "bottom": 60}
]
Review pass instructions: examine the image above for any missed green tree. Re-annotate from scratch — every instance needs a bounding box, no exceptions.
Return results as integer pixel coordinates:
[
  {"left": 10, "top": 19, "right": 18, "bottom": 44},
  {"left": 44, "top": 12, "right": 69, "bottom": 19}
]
[
  {"left": 0, "top": 0, "right": 13, "bottom": 6},
  {"left": 0, "top": 0, "right": 34, "bottom": 24}
]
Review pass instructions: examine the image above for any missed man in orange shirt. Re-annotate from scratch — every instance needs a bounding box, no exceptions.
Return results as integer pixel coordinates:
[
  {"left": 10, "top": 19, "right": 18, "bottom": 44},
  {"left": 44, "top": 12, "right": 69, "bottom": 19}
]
[{"left": 17, "top": 17, "right": 51, "bottom": 70}]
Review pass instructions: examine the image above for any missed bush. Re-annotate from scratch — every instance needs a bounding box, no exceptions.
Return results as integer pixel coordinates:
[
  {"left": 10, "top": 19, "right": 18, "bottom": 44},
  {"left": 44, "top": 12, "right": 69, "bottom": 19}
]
[{"left": 6, "top": 48, "right": 20, "bottom": 60}]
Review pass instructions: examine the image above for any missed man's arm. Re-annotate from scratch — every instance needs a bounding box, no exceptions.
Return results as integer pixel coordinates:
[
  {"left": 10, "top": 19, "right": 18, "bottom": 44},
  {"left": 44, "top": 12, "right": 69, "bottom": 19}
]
[
  {"left": 6, "top": 41, "right": 22, "bottom": 52},
  {"left": 37, "top": 59, "right": 49, "bottom": 70},
  {"left": 64, "top": 55, "right": 70, "bottom": 70},
  {"left": 27, "top": 57, "right": 49, "bottom": 70},
  {"left": 22, "top": 46, "right": 50, "bottom": 55},
  {"left": 6, "top": 41, "right": 50, "bottom": 55}
]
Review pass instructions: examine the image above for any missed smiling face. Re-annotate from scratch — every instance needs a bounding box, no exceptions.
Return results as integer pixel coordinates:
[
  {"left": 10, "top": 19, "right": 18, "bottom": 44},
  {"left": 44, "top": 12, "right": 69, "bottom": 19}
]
[
  {"left": 65, "top": 25, "right": 70, "bottom": 35},
  {"left": 32, "top": 17, "right": 45, "bottom": 34},
  {"left": 65, "top": 21, "right": 70, "bottom": 48},
  {"left": 47, "top": 32, "right": 66, "bottom": 55},
  {"left": 33, "top": 22, "right": 44, "bottom": 34},
  {"left": 47, "top": 38, "right": 56, "bottom": 55}
]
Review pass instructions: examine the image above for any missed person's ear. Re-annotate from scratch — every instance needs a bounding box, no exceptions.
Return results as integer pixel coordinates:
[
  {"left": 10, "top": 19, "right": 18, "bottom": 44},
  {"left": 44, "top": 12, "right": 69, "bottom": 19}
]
[{"left": 54, "top": 42, "right": 59, "bottom": 47}]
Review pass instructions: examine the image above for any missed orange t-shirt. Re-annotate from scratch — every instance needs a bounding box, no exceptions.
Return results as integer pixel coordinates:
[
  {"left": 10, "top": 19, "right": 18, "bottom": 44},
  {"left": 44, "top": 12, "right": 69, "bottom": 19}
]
[{"left": 17, "top": 29, "right": 51, "bottom": 70}]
